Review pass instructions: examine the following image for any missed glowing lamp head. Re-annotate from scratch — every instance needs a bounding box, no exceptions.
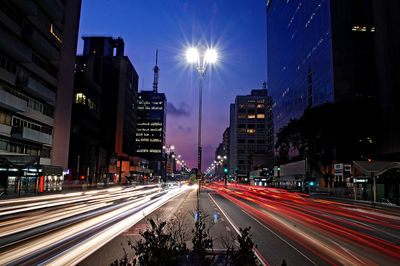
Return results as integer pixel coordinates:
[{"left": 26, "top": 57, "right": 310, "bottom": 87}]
[
  {"left": 186, "top": 47, "right": 199, "bottom": 63},
  {"left": 205, "top": 49, "right": 218, "bottom": 63}
]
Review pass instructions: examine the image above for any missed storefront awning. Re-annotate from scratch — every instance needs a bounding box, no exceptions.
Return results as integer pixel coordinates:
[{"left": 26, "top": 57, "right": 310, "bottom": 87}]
[
  {"left": 353, "top": 161, "right": 400, "bottom": 176},
  {"left": 0, "top": 155, "right": 39, "bottom": 168}
]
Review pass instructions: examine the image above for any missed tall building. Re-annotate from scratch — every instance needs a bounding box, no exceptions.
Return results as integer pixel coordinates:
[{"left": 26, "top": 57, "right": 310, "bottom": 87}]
[
  {"left": 0, "top": 0, "right": 81, "bottom": 195},
  {"left": 136, "top": 52, "right": 166, "bottom": 179},
  {"left": 267, "top": 1, "right": 400, "bottom": 200},
  {"left": 229, "top": 88, "right": 273, "bottom": 183},
  {"left": 136, "top": 91, "right": 166, "bottom": 179},
  {"left": 69, "top": 37, "right": 139, "bottom": 183},
  {"left": 267, "top": 0, "right": 400, "bottom": 159}
]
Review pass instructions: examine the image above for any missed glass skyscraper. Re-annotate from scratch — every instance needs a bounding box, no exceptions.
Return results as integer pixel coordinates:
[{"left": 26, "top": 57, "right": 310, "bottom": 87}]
[{"left": 267, "top": 0, "right": 334, "bottom": 132}]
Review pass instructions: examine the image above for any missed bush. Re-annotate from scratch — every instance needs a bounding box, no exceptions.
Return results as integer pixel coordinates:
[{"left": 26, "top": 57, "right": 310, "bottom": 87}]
[
  {"left": 191, "top": 210, "right": 214, "bottom": 265},
  {"left": 227, "top": 227, "right": 257, "bottom": 266}
]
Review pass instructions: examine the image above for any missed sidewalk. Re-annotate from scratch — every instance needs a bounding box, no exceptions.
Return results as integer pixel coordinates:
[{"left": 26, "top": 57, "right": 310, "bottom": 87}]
[{"left": 311, "top": 193, "right": 400, "bottom": 211}]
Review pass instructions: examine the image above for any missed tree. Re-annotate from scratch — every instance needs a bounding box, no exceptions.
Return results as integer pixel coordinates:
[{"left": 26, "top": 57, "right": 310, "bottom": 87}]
[
  {"left": 227, "top": 227, "right": 257, "bottom": 266},
  {"left": 275, "top": 103, "right": 377, "bottom": 188}
]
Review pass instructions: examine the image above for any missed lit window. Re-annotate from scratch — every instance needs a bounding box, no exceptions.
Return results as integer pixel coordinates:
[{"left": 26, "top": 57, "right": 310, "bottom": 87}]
[
  {"left": 75, "top": 93, "right": 86, "bottom": 104},
  {"left": 238, "top": 114, "right": 246, "bottom": 119},
  {"left": 371, "top": 27, "right": 375, "bottom": 32},
  {"left": 247, "top": 129, "right": 256, "bottom": 134},
  {"left": 239, "top": 104, "right": 245, "bottom": 108},
  {"left": 352, "top": 26, "right": 367, "bottom": 32},
  {"left": 140, "top": 138, "right": 149, "bottom": 142},
  {"left": 149, "top": 149, "right": 161, "bottom": 153},
  {"left": 150, "top": 122, "right": 162, "bottom": 126},
  {"left": 50, "top": 24, "right": 62, "bottom": 43},
  {"left": 87, "top": 98, "right": 96, "bottom": 110},
  {"left": 137, "top": 149, "right": 148, "bottom": 153},
  {"left": 248, "top": 115, "right": 256, "bottom": 119},
  {"left": 257, "top": 114, "right": 265, "bottom": 119},
  {"left": 257, "top": 104, "right": 264, "bottom": 108}
]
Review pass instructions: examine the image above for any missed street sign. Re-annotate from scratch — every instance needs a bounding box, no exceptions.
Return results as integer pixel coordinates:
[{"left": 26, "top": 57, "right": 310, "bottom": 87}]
[{"left": 352, "top": 178, "right": 369, "bottom": 183}]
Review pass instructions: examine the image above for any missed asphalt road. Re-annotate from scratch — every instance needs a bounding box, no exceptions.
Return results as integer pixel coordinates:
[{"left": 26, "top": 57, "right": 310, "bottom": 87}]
[{"left": 205, "top": 184, "right": 400, "bottom": 266}]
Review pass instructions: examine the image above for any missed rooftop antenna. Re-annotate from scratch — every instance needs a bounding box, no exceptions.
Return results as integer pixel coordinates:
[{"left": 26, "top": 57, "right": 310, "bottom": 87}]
[{"left": 153, "top": 50, "right": 159, "bottom": 93}]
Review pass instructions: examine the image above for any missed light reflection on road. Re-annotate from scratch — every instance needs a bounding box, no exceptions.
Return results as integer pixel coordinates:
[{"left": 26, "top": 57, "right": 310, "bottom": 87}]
[
  {"left": 206, "top": 183, "right": 400, "bottom": 265},
  {"left": 0, "top": 184, "right": 195, "bottom": 265}
]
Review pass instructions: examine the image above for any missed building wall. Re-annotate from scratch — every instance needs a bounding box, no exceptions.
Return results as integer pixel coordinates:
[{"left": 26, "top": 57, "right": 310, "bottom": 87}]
[
  {"left": 267, "top": 0, "right": 399, "bottom": 160},
  {"left": 52, "top": 0, "right": 82, "bottom": 169},
  {"left": 372, "top": 0, "right": 400, "bottom": 158},
  {"left": 69, "top": 37, "right": 138, "bottom": 182},
  {"left": 267, "top": 0, "right": 334, "bottom": 133},
  {"left": 229, "top": 89, "right": 273, "bottom": 181},
  {"left": 136, "top": 91, "right": 167, "bottom": 177},
  {"left": 0, "top": 0, "right": 81, "bottom": 170}
]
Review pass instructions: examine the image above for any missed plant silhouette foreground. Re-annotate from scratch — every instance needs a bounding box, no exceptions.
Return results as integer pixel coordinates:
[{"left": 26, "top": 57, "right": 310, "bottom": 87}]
[{"left": 111, "top": 212, "right": 258, "bottom": 265}]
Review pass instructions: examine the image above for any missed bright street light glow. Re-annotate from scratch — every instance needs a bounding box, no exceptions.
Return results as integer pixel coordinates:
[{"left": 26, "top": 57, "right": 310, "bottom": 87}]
[
  {"left": 186, "top": 47, "right": 199, "bottom": 63},
  {"left": 205, "top": 49, "right": 218, "bottom": 63}
]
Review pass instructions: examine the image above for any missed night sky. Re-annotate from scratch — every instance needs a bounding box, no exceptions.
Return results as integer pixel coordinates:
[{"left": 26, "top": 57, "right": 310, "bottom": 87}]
[{"left": 77, "top": 0, "right": 267, "bottom": 170}]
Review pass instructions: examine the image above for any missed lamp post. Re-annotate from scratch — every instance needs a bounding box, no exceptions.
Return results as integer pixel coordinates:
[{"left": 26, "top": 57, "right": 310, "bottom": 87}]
[{"left": 186, "top": 47, "right": 218, "bottom": 186}]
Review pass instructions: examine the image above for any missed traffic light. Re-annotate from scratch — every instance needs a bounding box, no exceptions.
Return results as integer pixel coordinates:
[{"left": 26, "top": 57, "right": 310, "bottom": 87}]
[
  {"left": 309, "top": 181, "right": 315, "bottom": 186},
  {"left": 224, "top": 168, "right": 228, "bottom": 173},
  {"left": 277, "top": 167, "right": 281, "bottom": 171}
]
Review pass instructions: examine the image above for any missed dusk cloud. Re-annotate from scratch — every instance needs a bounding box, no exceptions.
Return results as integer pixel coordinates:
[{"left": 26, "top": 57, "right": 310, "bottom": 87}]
[
  {"left": 177, "top": 126, "right": 192, "bottom": 133},
  {"left": 167, "top": 102, "right": 190, "bottom": 117}
]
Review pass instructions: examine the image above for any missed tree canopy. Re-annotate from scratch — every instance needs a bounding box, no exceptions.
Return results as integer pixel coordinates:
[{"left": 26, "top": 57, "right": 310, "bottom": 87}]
[{"left": 275, "top": 103, "right": 377, "bottom": 183}]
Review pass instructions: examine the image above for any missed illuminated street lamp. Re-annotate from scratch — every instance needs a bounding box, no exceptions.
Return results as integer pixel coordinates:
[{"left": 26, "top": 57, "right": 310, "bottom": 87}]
[{"left": 186, "top": 46, "right": 218, "bottom": 181}]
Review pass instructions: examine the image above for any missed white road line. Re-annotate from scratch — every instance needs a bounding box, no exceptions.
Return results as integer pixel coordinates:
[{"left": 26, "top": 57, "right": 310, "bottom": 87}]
[
  {"left": 241, "top": 209, "right": 316, "bottom": 265},
  {"left": 208, "top": 193, "right": 268, "bottom": 266}
]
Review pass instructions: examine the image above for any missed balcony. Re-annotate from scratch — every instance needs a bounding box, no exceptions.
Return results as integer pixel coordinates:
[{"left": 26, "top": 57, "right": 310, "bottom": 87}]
[
  {"left": 22, "top": 23, "right": 60, "bottom": 61},
  {"left": 36, "top": 0, "right": 64, "bottom": 22},
  {"left": 18, "top": 76, "right": 56, "bottom": 103},
  {"left": 0, "top": 27, "right": 31, "bottom": 62},
  {"left": 11, "top": 0, "right": 38, "bottom": 16},
  {"left": 0, "top": 124, "right": 11, "bottom": 137},
  {"left": 20, "top": 107, "right": 54, "bottom": 127},
  {"left": 0, "top": 67, "right": 17, "bottom": 85},
  {"left": 21, "top": 62, "right": 57, "bottom": 87},
  {"left": 0, "top": 89, "right": 27, "bottom": 112},
  {"left": 12, "top": 127, "right": 52, "bottom": 145}
]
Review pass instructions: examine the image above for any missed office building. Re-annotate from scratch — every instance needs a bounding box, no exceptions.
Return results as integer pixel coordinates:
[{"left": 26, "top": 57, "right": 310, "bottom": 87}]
[
  {"left": 229, "top": 87, "right": 273, "bottom": 183},
  {"left": 69, "top": 36, "right": 139, "bottom": 183},
  {"left": 267, "top": 0, "right": 400, "bottom": 200},
  {"left": 135, "top": 51, "right": 166, "bottom": 179},
  {"left": 0, "top": 0, "right": 81, "bottom": 195},
  {"left": 136, "top": 91, "right": 166, "bottom": 179},
  {"left": 267, "top": 0, "right": 400, "bottom": 158}
]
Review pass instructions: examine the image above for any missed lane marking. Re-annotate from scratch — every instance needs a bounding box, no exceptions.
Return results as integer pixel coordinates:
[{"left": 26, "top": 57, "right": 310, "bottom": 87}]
[
  {"left": 208, "top": 193, "right": 269, "bottom": 266},
  {"left": 241, "top": 209, "right": 316, "bottom": 265}
]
